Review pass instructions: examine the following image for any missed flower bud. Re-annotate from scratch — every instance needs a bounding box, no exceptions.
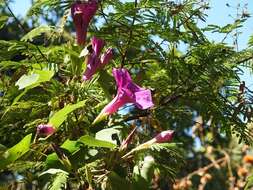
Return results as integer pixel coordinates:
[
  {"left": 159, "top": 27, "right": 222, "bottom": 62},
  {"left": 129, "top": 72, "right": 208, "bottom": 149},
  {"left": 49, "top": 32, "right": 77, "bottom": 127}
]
[
  {"left": 100, "top": 48, "right": 113, "bottom": 66},
  {"left": 153, "top": 130, "right": 174, "bottom": 143},
  {"left": 37, "top": 124, "right": 55, "bottom": 136}
]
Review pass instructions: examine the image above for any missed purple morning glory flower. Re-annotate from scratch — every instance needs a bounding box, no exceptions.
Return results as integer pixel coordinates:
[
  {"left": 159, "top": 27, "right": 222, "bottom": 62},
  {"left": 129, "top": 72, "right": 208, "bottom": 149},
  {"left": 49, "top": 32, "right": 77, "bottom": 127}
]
[
  {"left": 150, "top": 130, "right": 174, "bottom": 144},
  {"left": 93, "top": 68, "right": 154, "bottom": 123},
  {"left": 83, "top": 37, "right": 113, "bottom": 81},
  {"left": 134, "top": 130, "right": 174, "bottom": 149},
  {"left": 100, "top": 48, "right": 113, "bottom": 66},
  {"left": 37, "top": 124, "right": 55, "bottom": 136},
  {"left": 121, "top": 130, "right": 174, "bottom": 158},
  {"left": 71, "top": 0, "right": 98, "bottom": 45}
]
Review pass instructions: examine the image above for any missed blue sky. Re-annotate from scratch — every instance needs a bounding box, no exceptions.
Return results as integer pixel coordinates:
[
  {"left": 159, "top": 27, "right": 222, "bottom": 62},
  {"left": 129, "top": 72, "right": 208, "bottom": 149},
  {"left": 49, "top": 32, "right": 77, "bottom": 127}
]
[
  {"left": 11, "top": 0, "right": 253, "bottom": 86},
  {"left": 11, "top": 0, "right": 253, "bottom": 48}
]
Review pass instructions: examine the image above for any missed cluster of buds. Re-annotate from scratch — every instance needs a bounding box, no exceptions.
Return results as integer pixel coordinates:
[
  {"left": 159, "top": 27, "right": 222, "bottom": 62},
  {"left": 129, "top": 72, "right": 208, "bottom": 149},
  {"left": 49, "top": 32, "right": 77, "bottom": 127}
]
[{"left": 82, "top": 37, "right": 113, "bottom": 81}]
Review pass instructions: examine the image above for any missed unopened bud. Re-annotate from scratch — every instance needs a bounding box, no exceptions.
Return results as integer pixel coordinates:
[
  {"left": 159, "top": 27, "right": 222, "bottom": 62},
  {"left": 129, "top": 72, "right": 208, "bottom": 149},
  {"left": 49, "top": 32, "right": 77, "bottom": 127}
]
[{"left": 37, "top": 124, "right": 55, "bottom": 136}]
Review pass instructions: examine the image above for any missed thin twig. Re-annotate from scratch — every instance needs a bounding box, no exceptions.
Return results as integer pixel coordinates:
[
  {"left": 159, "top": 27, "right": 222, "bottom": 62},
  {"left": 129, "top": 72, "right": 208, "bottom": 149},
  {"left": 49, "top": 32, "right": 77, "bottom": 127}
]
[
  {"left": 181, "top": 157, "right": 227, "bottom": 181},
  {"left": 121, "top": 0, "right": 138, "bottom": 67},
  {"left": 5, "top": 0, "right": 50, "bottom": 63}
]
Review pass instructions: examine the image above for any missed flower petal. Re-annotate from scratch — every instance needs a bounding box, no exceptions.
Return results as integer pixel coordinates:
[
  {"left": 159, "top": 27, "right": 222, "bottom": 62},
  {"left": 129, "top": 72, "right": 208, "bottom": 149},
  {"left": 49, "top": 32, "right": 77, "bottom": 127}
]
[
  {"left": 102, "top": 90, "right": 132, "bottom": 115},
  {"left": 100, "top": 48, "right": 113, "bottom": 67},
  {"left": 82, "top": 54, "right": 99, "bottom": 81},
  {"left": 91, "top": 37, "right": 105, "bottom": 56},
  {"left": 112, "top": 68, "right": 132, "bottom": 89},
  {"left": 134, "top": 89, "right": 154, "bottom": 109},
  {"left": 71, "top": 0, "right": 98, "bottom": 45}
]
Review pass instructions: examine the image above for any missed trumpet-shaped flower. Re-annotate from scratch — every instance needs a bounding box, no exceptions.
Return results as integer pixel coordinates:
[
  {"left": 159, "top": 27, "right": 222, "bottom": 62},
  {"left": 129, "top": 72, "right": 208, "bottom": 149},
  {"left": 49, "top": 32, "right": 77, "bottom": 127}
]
[
  {"left": 71, "top": 0, "right": 98, "bottom": 45},
  {"left": 93, "top": 68, "right": 154, "bottom": 123},
  {"left": 100, "top": 48, "right": 113, "bottom": 66},
  {"left": 135, "top": 130, "right": 174, "bottom": 150},
  {"left": 83, "top": 37, "right": 113, "bottom": 81},
  {"left": 121, "top": 130, "right": 174, "bottom": 158},
  {"left": 37, "top": 124, "right": 55, "bottom": 136},
  {"left": 148, "top": 130, "right": 174, "bottom": 144}
]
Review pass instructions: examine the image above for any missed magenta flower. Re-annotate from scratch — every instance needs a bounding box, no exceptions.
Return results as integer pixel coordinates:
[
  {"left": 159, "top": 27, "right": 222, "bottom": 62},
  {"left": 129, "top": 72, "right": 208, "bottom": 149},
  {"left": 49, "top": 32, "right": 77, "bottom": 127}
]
[
  {"left": 71, "top": 0, "right": 98, "bottom": 45},
  {"left": 122, "top": 130, "right": 174, "bottom": 158},
  {"left": 83, "top": 37, "right": 113, "bottom": 81},
  {"left": 91, "top": 36, "right": 105, "bottom": 56},
  {"left": 136, "top": 130, "right": 174, "bottom": 150},
  {"left": 37, "top": 124, "right": 55, "bottom": 136},
  {"left": 148, "top": 130, "right": 174, "bottom": 144},
  {"left": 93, "top": 68, "right": 154, "bottom": 123},
  {"left": 100, "top": 48, "right": 113, "bottom": 66}
]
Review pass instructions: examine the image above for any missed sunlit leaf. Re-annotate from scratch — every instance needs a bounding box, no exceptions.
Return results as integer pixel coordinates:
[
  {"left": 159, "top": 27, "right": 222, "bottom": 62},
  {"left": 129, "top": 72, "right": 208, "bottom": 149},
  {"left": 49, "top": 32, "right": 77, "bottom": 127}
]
[
  {"left": 0, "top": 15, "right": 9, "bottom": 29},
  {"left": 0, "top": 134, "right": 32, "bottom": 170},
  {"left": 15, "top": 70, "right": 54, "bottom": 90},
  {"left": 21, "top": 25, "right": 54, "bottom": 42},
  {"left": 95, "top": 127, "right": 122, "bottom": 145},
  {"left": 48, "top": 100, "right": 86, "bottom": 129},
  {"left": 78, "top": 135, "right": 116, "bottom": 149}
]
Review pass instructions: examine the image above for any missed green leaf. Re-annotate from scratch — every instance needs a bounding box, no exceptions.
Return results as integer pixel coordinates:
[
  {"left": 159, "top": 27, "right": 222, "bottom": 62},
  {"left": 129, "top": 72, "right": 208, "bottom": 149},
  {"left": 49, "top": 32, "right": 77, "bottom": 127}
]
[
  {"left": 98, "top": 70, "right": 114, "bottom": 101},
  {"left": 1, "top": 69, "right": 55, "bottom": 116},
  {"left": 48, "top": 100, "right": 86, "bottom": 129},
  {"left": 0, "top": 134, "right": 32, "bottom": 170},
  {"left": 106, "top": 172, "right": 132, "bottom": 190},
  {"left": 27, "top": 0, "right": 69, "bottom": 16},
  {"left": 245, "top": 174, "right": 253, "bottom": 190},
  {"left": 0, "top": 61, "right": 30, "bottom": 71},
  {"left": 21, "top": 25, "right": 53, "bottom": 42},
  {"left": 15, "top": 70, "right": 54, "bottom": 90},
  {"left": 61, "top": 140, "right": 81, "bottom": 154},
  {"left": 48, "top": 172, "right": 68, "bottom": 190},
  {"left": 95, "top": 127, "right": 122, "bottom": 145},
  {"left": 40, "top": 169, "right": 69, "bottom": 190},
  {"left": 0, "top": 15, "right": 8, "bottom": 29},
  {"left": 40, "top": 168, "right": 68, "bottom": 176},
  {"left": 78, "top": 135, "right": 116, "bottom": 149},
  {"left": 46, "top": 153, "right": 59, "bottom": 167},
  {"left": 15, "top": 73, "right": 40, "bottom": 90},
  {"left": 140, "top": 157, "right": 155, "bottom": 181}
]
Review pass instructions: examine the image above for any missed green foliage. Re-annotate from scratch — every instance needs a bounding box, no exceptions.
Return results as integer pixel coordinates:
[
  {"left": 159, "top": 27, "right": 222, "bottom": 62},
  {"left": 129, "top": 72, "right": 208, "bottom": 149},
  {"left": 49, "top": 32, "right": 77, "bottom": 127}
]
[
  {"left": 0, "top": 15, "right": 8, "bottom": 29},
  {"left": 245, "top": 173, "right": 253, "bottom": 190},
  {"left": 15, "top": 70, "right": 54, "bottom": 90},
  {"left": 78, "top": 135, "right": 116, "bottom": 149},
  {"left": 21, "top": 25, "right": 55, "bottom": 42},
  {"left": 0, "top": 134, "right": 32, "bottom": 170},
  {"left": 49, "top": 100, "right": 86, "bottom": 129},
  {"left": 40, "top": 169, "right": 69, "bottom": 190},
  {"left": 0, "top": 0, "right": 253, "bottom": 189}
]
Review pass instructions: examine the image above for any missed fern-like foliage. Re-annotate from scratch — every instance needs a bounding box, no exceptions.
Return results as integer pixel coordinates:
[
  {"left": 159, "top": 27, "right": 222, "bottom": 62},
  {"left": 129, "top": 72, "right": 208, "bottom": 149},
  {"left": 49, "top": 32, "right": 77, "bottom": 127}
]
[{"left": 40, "top": 169, "right": 69, "bottom": 190}]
